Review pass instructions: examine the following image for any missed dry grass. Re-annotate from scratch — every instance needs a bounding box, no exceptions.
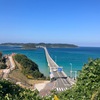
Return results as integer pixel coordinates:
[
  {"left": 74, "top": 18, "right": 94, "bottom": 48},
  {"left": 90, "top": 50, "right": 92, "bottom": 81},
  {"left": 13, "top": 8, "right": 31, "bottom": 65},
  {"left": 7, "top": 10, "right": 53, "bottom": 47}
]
[
  {"left": 8, "top": 56, "right": 47, "bottom": 89},
  {"left": 9, "top": 69, "right": 28, "bottom": 83},
  {"left": 8, "top": 69, "right": 47, "bottom": 89}
]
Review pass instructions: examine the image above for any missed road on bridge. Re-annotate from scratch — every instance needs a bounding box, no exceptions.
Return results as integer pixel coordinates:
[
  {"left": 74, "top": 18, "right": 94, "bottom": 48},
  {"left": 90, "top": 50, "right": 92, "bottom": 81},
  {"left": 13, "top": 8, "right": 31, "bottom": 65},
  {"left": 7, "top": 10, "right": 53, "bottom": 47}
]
[{"left": 43, "top": 47, "right": 75, "bottom": 92}]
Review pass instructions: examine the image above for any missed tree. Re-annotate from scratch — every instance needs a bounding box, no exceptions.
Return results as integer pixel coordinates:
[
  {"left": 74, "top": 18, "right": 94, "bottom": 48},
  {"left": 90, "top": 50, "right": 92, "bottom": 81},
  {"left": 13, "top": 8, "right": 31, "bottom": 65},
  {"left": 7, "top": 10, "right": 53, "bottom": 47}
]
[
  {"left": 57, "top": 58, "right": 100, "bottom": 100},
  {"left": 14, "top": 54, "right": 45, "bottom": 79},
  {"left": 0, "top": 52, "right": 2, "bottom": 62},
  {"left": 0, "top": 80, "right": 41, "bottom": 100},
  {"left": 2, "top": 57, "right": 6, "bottom": 63},
  {"left": 0, "top": 63, "right": 7, "bottom": 69}
]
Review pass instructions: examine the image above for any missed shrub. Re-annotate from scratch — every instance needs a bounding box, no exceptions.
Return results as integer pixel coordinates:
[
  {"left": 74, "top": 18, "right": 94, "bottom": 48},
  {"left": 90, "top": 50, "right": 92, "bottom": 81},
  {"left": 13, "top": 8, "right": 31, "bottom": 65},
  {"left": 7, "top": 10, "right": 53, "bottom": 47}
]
[
  {"left": 58, "top": 58, "right": 100, "bottom": 100},
  {"left": 14, "top": 54, "right": 45, "bottom": 79},
  {"left": 0, "top": 63, "right": 7, "bottom": 69}
]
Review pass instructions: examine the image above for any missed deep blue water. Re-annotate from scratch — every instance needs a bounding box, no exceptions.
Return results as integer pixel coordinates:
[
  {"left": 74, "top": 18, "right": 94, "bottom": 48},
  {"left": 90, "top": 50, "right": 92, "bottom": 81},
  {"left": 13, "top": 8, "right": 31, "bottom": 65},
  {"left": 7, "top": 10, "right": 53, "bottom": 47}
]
[{"left": 0, "top": 46, "right": 100, "bottom": 77}]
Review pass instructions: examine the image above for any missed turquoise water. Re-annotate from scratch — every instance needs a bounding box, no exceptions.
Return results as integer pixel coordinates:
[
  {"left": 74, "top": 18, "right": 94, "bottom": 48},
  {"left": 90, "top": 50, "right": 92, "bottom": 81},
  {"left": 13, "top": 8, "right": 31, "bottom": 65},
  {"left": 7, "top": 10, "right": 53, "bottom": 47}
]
[{"left": 0, "top": 46, "right": 100, "bottom": 77}]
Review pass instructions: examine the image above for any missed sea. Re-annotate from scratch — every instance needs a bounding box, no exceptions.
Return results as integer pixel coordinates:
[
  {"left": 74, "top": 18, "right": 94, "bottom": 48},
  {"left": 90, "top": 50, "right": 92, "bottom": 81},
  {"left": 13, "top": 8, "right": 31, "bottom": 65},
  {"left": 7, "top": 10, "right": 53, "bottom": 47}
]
[{"left": 0, "top": 45, "right": 100, "bottom": 77}]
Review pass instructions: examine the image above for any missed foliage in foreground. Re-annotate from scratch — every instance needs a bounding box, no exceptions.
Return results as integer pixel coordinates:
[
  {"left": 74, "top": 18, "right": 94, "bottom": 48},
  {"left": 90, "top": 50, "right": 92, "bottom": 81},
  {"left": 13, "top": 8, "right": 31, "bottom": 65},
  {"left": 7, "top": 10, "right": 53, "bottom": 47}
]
[
  {"left": 0, "top": 58, "right": 100, "bottom": 100},
  {"left": 14, "top": 54, "right": 45, "bottom": 79},
  {"left": 0, "top": 80, "right": 54, "bottom": 100},
  {"left": 0, "top": 80, "right": 41, "bottom": 100},
  {"left": 0, "top": 52, "right": 7, "bottom": 69},
  {"left": 58, "top": 58, "right": 100, "bottom": 100}
]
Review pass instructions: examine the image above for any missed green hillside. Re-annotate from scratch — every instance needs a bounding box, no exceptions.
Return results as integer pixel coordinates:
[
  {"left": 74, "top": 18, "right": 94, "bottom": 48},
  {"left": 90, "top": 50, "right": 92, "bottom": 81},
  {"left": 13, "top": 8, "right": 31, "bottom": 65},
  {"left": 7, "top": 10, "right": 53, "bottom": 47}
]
[{"left": 14, "top": 54, "right": 45, "bottom": 79}]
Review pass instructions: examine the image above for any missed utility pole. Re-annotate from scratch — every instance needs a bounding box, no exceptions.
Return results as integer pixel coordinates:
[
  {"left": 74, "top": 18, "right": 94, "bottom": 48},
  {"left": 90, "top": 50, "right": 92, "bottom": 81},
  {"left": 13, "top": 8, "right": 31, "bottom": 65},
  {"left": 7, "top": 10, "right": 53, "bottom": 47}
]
[
  {"left": 74, "top": 71, "right": 77, "bottom": 80},
  {"left": 70, "top": 63, "right": 72, "bottom": 78},
  {"left": 55, "top": 56, "right": 57, "bottom": 62}
]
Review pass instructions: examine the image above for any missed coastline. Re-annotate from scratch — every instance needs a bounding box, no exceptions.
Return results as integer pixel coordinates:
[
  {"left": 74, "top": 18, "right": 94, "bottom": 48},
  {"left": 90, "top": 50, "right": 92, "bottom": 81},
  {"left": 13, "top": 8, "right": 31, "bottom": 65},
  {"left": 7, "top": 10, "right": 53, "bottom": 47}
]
[{"left": 0, "top": 46, "right": 100, "bottom": 77}]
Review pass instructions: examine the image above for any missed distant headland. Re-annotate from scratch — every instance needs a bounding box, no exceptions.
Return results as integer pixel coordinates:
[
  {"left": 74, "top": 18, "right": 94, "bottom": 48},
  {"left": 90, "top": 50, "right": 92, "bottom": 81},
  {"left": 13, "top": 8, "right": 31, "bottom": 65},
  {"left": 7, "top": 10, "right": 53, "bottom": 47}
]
[{"left": 0, "top": 43, "right": 78, "bottom": 49}]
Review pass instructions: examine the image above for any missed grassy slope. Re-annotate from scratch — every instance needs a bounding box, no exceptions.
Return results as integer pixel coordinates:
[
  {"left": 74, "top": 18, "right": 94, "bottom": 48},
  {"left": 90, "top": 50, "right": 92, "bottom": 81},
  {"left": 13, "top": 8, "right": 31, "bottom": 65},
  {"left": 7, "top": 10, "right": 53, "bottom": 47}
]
[
  {"left": 8, "top": 69, "right": 46, "bottom": 89},
  {"left": 8, "top": 55, "right": 46, "bottom": 89},
  {"left": 14, "top": 54, "right": 45, "bottom": 79}
]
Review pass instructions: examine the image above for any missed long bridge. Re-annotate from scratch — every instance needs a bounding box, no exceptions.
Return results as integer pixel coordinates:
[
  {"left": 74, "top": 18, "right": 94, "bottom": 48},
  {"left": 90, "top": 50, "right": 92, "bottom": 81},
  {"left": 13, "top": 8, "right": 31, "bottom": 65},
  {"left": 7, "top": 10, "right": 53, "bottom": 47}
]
[{"left": 42, "top": 47, "right": 75, "bottom": 92}]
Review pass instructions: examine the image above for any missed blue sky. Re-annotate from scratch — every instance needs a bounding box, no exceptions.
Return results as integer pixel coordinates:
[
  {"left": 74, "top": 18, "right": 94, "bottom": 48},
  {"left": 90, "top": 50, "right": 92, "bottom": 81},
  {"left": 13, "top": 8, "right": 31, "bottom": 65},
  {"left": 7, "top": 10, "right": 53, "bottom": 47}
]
[{"left": 0, "top": 0, "right": 100, "bottom": 46}]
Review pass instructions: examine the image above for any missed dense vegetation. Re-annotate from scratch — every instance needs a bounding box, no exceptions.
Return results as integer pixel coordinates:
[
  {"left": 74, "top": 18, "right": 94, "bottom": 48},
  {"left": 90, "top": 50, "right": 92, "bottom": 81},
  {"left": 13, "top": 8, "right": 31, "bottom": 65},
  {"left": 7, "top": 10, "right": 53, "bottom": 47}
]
[
  {"left": 0, "top": 79, "right": 58, "bottom": 100},
  {"left": 58, "top": 58, "right": 100, "bottom": 100},
  {"left": 37, "top": 43, "right": 78, "bottom": 48},
  {"left": 0, "top": 63, "right": 7, "bottom": 69},
  {"left": 0, "top": 52, "right": 7, "bottom": 69},
  {"left": 0, "top": 58, "right": 100, "bottom": 100},
  {"left": 0, "top": 52, "right": 2, "bottom": 61},
  {"left": 14, "top": 54, "right": 45, "bottom": 79},
  {"left": 22, "top": 43, "right": 36, "bottom": 49},
  {"left": 0, "top": 80, "right": 41, "bottom": 100}
]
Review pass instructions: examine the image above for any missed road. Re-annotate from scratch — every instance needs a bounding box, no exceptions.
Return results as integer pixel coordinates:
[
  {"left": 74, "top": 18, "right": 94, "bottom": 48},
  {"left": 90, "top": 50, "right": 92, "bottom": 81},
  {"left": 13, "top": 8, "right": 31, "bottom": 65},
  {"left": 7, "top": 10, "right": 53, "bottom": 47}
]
[
  {"left": 43, "top": 47, "right": 74, "bottom": 92},
  {"left": 2, "top": 55, "right": 15, "bottom": 79}
]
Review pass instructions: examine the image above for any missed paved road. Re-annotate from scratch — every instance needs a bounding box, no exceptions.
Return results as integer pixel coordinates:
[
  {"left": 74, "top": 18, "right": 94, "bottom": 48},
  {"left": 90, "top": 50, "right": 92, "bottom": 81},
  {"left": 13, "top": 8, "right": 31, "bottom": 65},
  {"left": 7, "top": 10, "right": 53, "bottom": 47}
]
[
  {"left": 39, "top": 81, "right": 55, "bottom": 97},
  {"left": 43, "top": 47, "right": 74, "bottom": 92}
]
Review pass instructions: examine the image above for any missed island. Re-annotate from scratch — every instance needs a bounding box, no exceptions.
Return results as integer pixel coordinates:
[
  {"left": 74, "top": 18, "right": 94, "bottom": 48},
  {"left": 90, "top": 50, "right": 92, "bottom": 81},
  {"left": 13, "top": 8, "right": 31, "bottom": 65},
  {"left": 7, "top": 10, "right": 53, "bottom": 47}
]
[{"left": 0, "top": 43, "right": 78, "bottom": 49}]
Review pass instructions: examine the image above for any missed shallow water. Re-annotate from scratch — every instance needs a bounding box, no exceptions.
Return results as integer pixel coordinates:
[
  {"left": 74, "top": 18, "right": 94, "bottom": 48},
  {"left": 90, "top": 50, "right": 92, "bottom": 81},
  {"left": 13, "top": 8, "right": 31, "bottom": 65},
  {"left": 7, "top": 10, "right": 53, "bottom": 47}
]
[{"left": 0, "top": 46, "right": 100, "bottom": 77}]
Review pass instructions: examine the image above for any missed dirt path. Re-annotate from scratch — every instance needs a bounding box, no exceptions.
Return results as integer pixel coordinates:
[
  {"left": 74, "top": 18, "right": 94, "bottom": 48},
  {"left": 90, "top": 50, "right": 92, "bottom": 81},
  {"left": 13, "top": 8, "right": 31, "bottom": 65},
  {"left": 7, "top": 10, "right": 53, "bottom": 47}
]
[{"left": 2, "top": 55, "right": 15, "bottom": 79}]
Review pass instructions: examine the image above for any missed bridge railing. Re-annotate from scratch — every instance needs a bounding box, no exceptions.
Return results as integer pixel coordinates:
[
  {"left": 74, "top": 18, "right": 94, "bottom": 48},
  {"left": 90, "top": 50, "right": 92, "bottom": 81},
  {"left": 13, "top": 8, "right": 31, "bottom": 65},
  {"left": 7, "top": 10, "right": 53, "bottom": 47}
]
[{"left": 42, "top": 47, "right": 68, "bottom": 79}]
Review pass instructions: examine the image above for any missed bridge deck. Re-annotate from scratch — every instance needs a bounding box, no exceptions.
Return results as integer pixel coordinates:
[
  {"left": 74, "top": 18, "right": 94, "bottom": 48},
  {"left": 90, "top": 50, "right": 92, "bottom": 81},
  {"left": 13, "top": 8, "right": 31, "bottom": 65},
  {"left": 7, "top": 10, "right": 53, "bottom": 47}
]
[
  {"left": 43, "top": 47, "right": 67, "bottom": 78},
  {"left": 42, "top": 46, "right": 75, "bottom": 92}
]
